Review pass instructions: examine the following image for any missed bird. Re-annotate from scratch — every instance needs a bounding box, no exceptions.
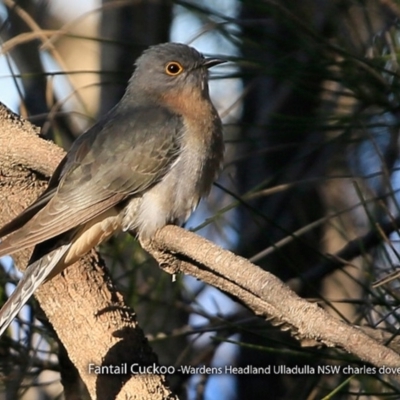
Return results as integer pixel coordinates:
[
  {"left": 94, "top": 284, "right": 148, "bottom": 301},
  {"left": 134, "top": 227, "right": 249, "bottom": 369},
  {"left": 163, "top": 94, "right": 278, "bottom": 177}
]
[{"left": 0, "top": 42, "right": 225, "bottom": 336}]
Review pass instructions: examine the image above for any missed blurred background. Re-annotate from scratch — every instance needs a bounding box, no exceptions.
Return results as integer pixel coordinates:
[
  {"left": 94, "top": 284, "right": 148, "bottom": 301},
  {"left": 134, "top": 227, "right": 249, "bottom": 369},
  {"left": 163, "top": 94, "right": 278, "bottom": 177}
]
[{"left": 1, "top": 0, "right": 400, "bottom": 399}]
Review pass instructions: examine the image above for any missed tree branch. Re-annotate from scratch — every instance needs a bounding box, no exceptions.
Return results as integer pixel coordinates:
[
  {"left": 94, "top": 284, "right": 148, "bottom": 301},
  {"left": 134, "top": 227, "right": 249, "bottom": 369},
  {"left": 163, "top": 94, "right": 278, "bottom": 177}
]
[
  {"left": 1, "top": 100, "right": 400, "bottom": 398},
  {"left": 0, "top": 103, "right": 177, "bottom": 400},
  {"left": 142, "top": 226, "right": 400, "bottom": 369}
]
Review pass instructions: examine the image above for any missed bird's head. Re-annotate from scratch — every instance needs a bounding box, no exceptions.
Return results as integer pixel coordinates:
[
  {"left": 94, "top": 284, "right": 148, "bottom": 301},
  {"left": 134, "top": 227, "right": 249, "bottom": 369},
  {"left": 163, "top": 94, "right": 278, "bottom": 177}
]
[{"left": 126, "top": 43, "right": 225, "bottom": 106}]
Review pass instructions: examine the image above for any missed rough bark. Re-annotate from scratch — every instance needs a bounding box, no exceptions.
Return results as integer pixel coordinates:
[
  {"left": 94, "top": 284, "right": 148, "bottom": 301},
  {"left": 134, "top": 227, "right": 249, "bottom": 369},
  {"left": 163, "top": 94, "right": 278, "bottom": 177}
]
[
  {"left": 141, "top": 227, "right": 400, "bottom": 370},
  {"left": 1, "top": 101, "right": 400, "bottom": 398},
  {"left": 0, "top": 103, "right": 177, "bottom": 400}
]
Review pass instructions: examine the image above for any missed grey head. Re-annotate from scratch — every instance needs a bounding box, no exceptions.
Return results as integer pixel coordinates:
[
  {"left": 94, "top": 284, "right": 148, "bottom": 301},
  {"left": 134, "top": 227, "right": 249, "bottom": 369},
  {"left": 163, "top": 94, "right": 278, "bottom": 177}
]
[{"left": 125, "top": 42, "right": 225, "bottom": 104}]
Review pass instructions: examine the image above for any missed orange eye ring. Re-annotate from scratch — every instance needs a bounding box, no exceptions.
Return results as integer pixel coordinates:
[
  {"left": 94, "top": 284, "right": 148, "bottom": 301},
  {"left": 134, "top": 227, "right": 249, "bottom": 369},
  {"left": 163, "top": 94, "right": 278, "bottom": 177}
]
[{"left": 165, "top": 61, "right": 184, "bottom": 76}]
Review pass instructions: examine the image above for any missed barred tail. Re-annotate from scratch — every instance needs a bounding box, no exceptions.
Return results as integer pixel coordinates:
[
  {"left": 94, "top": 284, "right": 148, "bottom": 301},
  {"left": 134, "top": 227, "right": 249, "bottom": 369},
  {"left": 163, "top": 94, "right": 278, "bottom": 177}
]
[{"left": 0, "top": 244, "right": 71, "bottom": 337}]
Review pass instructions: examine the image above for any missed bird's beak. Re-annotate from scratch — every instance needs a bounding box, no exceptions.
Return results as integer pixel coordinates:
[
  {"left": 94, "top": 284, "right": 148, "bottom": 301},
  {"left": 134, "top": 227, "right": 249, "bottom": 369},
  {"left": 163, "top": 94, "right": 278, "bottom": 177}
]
[{"left": 202, "top": 58, "right": 226, "bottom": 69}]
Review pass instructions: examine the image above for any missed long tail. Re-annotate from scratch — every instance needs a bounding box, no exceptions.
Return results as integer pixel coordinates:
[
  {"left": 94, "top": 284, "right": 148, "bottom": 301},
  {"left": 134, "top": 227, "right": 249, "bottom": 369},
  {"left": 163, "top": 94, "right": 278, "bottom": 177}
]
[{"left": 0, "top": 244, "right": 71, "bottom": 337}]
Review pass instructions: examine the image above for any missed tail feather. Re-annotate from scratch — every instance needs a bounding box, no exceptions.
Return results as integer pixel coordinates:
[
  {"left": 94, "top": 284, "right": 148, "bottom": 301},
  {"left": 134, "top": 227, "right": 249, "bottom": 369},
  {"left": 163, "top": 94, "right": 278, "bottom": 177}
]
[{"left": 0, "top": 244, "right": 72, "bottom": 337}]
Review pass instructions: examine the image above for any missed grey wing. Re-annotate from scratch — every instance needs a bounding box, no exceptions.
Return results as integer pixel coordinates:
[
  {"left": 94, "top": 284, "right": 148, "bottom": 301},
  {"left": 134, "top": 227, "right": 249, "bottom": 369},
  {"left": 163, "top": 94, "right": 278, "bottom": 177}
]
[
  {"left": 0, "top": 155, "right": 70, "bottom": 238},
  {"left": 0, "top": 106, "right": 183, "bottom": 257}
]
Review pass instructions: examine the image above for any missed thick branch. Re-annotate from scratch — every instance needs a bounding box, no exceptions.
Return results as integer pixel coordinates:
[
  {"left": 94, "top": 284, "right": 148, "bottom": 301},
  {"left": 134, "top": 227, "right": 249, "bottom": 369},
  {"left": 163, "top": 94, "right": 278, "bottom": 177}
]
[
  {"left": 142, "top": 226, "right": 400, "bottom": 369},
  {"left": 0, "top": 104, "right": 176, "bottom": 400},
  {"left": 2, "top": 101, "right": 400, "bottom": 397}
]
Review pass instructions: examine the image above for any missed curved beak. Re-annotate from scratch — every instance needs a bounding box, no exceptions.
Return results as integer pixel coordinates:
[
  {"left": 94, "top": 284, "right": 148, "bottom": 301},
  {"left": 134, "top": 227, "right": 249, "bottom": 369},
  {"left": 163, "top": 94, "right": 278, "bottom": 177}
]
[{"left": 202, "top": 58, "right": 226, "bottom": 69}]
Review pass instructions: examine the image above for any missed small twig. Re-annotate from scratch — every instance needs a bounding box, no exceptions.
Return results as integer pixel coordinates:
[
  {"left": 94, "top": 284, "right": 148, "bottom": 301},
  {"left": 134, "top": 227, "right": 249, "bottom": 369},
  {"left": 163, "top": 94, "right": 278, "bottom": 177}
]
[{"left": 289, "top": 215, "right": 400, "bottom": 290}]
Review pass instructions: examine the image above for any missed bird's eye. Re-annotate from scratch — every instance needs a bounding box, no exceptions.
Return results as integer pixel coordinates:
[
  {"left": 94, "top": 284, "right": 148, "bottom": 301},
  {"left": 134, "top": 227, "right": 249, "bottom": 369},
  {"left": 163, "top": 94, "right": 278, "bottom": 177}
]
[{"left": 165, "top": 61, "right": 184, "bottom": 76}]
